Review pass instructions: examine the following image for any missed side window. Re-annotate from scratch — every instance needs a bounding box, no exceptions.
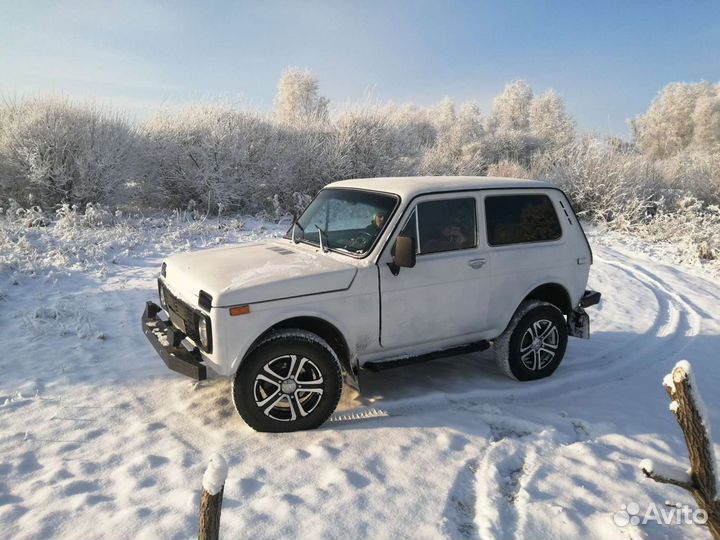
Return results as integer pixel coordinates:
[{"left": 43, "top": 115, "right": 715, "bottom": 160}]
[
  {"left": 485, "top": 194, "right": 562, "bottom": 246},
  {"left": 416, "top": 198, "right": 477, "bottom": 254}
]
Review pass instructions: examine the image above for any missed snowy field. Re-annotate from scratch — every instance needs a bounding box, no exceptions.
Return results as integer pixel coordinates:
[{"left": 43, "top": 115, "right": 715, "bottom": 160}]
[{"left": 2, "top": 217, "right": 719, "bottom": 540}]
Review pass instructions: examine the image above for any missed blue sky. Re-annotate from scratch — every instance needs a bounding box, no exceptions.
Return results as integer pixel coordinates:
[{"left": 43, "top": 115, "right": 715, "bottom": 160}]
[{"left": 1, "top": 0, "right": 718, "bottom": 137}]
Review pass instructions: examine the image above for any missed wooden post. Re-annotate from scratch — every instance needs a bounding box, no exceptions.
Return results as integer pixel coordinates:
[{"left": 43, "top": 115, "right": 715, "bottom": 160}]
[
  {"left": 640, "top": 360, "right": 720, "bottom": 539},
  {"left": 198, "top": 454, "right": 228, "bottom": 540}
]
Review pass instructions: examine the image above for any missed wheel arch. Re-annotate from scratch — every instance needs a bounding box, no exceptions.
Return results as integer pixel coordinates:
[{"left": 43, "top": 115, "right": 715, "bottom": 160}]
[
  {"left": 237, "top": 315, "right": 358, "bottom": 390},
  {"left": 523, "top": 282, "right": 572, "bottom": 315}
]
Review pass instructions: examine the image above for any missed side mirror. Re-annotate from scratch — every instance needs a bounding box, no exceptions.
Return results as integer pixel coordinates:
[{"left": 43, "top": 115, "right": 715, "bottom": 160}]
[{"left": 389, "top": 236, "right": 416, "bottom": 275}]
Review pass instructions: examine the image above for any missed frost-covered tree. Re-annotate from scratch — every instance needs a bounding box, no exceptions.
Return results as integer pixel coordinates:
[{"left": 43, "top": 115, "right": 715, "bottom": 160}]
[
  {"left": 632, "top": 82, "right": 718, "bottom": 158},
  {"left": 421, "top": 100, "right": 486, "bottom": 175},
  {"left": 692, "top": 89, "right": 720, "bottom": 152},
  {"left": 275, "top": 68, "right": 329, "bottom": 126},
  {"left": 491, "top": 80, "right": 534, "bottom": 133},
  {"left": 529, "top": 90, "right": 575, "bottom": 148},
  {"left": 434, "top": 96, "right": 457, "bottom": 130}
]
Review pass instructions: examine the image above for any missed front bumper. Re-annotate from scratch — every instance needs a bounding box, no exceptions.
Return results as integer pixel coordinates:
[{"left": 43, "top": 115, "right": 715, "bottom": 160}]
[{"left": 141, "top": 301, "right": 207, "bottom": 380}]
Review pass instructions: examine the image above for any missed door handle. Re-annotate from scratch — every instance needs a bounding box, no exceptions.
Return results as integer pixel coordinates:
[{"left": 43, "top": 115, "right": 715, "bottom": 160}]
[{"left": 468, "top": 258, "right": 487, "bottom": 269}]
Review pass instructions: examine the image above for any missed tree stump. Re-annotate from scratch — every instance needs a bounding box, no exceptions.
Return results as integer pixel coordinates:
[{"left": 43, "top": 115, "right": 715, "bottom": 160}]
[
  {"left": 198, "top": 454, "right": 228, "bottom": 540},
  {"left": 640, "top": 360, "right": 720, "bottom": 539}
]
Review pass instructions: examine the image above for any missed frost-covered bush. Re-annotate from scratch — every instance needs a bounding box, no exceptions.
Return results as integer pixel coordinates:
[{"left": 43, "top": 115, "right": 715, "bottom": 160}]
[
  {"left": 0, "top": 96, "right": 138, "bottom": 208},
  {"left": 9, "top": 203, "right": 50, "bottom": 228},
  {"left": 141, "top": 106, "right": 281, "bottom": 214},
  {"left": 0, "top": 200, "right": 287, "bottom": 276},
  {"left": 55, "top": 202, "right": 117, "bottom": 229},
  {"left": 636, "top": 197, "right": 720, "bottom": 264},
  {"left": 271, "top": 125, "right": 345, "bottom": 210},
  {"left": 532, "top": 135, "right": 658, "bottom": 228},
  {"left": 1, "top": 72, "right": 719, "bottom": 275},
  {"left": 0, "top": 73, "right": 580, "bottom": 216},
  {"left": 333, "top": 105, "right": 423, "bottom": 179},
  {"left": 487, "top": 160, "right": 531, "bottom": 179},
  {"left": 654, "top": 151, "right": 720, "bottom": 205}
]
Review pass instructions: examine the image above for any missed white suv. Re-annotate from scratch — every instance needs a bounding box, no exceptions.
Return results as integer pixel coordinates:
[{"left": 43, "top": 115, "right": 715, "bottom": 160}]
[{"left": 142, "top": 176, "right": 600, "bottom": 432}]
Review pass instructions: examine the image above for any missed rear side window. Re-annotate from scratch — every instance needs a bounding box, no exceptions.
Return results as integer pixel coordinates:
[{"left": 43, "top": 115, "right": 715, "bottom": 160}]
[
  {"left": 485, "top": 194, "right": 562, "bottom": 246},
  {"left": 413, "top": 198, "right": 477, "bottom": 254}
]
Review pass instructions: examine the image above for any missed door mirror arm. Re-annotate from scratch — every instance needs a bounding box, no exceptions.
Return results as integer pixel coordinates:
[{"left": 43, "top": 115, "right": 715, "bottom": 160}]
[{"left": 387, "top": 261, "right": 401, "bottom": 276}]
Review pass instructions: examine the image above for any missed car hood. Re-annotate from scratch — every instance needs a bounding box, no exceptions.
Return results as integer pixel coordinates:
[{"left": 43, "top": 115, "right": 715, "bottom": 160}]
[{"left": 164, "top": 240, "right": 358, "bottom": 307}]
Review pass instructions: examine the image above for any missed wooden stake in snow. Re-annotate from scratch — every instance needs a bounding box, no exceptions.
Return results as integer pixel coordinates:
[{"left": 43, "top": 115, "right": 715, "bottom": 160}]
[
  {"left": 198, "top": 454, "right": 228, "bottom": 540},
  {"left": 640, "top": 360, "right": 720, "bottom": 539}
]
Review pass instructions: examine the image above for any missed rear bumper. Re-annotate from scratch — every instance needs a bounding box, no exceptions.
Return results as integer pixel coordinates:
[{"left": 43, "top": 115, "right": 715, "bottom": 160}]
[
  {"left": 568, "top": 290, "right": 601, "bottom": 340},
  {"left": 141, "top": 301, "right": 207, "bottom": 380}
]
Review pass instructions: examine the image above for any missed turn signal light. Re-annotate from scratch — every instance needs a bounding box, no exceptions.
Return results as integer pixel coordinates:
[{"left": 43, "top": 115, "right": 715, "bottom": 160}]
[{"left": 229, "top": 305, "right": 250, "bottom": 316}]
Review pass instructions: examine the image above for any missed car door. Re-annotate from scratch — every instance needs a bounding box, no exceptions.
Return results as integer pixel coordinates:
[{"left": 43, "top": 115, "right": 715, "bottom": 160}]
[{"left": 377, "top": 193, "right": 491, "bottom": 351}]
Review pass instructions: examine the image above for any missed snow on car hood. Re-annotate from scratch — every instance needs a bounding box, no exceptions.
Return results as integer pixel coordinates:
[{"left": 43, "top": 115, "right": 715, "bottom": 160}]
[{"left": 164, "top": 240, "right": 357, "bottom": 307}]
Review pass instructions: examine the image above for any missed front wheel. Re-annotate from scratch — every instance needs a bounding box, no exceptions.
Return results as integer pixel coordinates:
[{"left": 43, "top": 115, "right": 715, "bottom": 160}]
[
  {"left": 493, "top": 300, "right": 568, "bottom": 381},
  {"left": 232, "top": 329, "right": 343, "bottom": 432}
]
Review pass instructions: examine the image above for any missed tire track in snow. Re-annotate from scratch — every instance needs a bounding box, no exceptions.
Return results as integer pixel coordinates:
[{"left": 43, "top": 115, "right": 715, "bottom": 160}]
[{"left": 596, "top": 246, "right": 711, "bottom": 326}]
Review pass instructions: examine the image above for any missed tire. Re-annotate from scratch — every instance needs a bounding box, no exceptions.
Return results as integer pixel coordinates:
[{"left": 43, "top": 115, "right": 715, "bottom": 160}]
[
  {"left": 493, "top": 300, "right": 568, "bottom": 381},
  {"left": 232, "top": 329, "right": 343, "bottom": 433}
]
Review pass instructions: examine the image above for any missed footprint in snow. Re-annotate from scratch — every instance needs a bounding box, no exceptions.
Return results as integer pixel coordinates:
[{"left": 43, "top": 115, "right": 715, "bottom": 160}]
[{"left": 441, "top": 459, "right": 479, "bottom": 539}]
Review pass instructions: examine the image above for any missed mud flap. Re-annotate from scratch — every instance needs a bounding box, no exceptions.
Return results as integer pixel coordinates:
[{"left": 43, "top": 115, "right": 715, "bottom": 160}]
[
  {"left": 568, "top": 307, "right": 590, "bottom": 339},
  {"left": 343, "top": 360, "right": 361, "bottom": 392}
]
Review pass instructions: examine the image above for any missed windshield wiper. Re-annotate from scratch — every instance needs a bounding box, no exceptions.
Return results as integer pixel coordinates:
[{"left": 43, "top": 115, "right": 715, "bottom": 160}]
[
  {"left": 314, "top": 223, "right": 330, "bottom": 253},
  {"left": 290, "top": 219, "right": 305, "bottom": 244}
]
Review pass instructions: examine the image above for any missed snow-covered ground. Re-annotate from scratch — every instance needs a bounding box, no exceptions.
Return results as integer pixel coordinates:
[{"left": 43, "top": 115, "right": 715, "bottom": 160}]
[{"left": 2, "top": 219, "right": 719, "bottom": 540}]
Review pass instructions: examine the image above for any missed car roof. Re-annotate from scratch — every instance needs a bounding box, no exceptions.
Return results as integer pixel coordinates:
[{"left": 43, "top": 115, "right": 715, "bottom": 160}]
[{"left": 325, "top": 176, "right": 557, "bottom": 199}]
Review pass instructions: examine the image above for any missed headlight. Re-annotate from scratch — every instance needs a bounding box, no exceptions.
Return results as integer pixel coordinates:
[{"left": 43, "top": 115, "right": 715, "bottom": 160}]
[
  {"left": 159, "top": 285, "right": 166, "bottom": 307},
  {"left": 198, "top": 317, "right": 210, "bottom": 350}
]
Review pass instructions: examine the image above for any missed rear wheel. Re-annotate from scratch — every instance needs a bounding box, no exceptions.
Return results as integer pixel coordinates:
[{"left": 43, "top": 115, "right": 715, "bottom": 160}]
[
  {"left": 493, "top": 300, "right": 568, "bottom": 381},
  {"left": 232, "top": 329, "right": 342, "bottom": 432}
]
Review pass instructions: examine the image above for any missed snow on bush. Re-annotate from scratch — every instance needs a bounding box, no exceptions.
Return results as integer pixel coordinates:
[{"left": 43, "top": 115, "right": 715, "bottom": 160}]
[
  {"left": 0, "top": 202, "right": 287, "bottom": 277},
  {"left": 0, "top": 95, "right": 139, "bottom": 209},
  {"left": 486, "top": 160, "right": 531, "bottom": 179},
  {"left": 638, "top": 197, "right": 720, "bottom": 264},
  {"left": 1, "top": 71, "right": 720, "bottom": 275},
  {"left": 531, "top": 135, "right": 658, "bottom": 228},
  {"left": 140, "top": 105, "right": 283, "bottom": 214}
]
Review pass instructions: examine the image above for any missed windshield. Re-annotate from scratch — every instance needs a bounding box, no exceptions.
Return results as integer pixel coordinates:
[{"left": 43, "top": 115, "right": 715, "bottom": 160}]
[{"left": 285, "top": 188, "right": 399, "bottom": 256}]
